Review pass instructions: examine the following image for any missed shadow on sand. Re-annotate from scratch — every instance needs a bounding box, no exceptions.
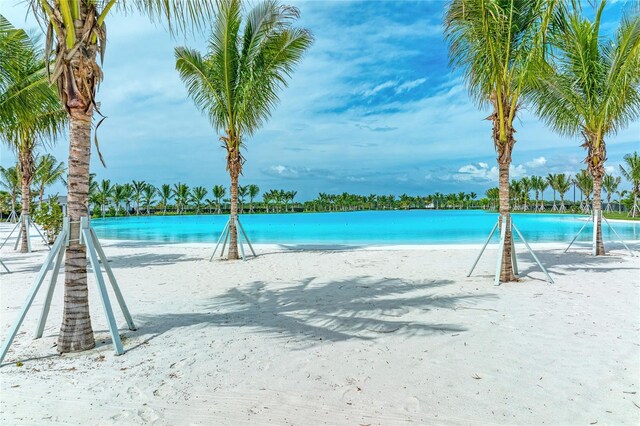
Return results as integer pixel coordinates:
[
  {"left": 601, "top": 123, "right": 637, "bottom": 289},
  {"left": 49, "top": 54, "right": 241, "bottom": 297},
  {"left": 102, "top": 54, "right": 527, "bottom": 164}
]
[{"left": 129, "top": 276, "right": 497, "bottom": 351}]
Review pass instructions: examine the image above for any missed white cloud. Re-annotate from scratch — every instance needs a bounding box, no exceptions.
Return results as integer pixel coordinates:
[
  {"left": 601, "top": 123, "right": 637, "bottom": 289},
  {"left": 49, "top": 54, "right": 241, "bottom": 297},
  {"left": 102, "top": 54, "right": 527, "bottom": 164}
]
[
  {"left": 526, "top": 157, "right": 547, "bottom": 168},
  {"left": 362, "top": 80, "right": 396, "bottom": 97},
  {"left": 395, "top": 78, "right": 427, "bottom": 94},
  {"left": 453, "top": 162, "right": 527, "bottom": 182}
]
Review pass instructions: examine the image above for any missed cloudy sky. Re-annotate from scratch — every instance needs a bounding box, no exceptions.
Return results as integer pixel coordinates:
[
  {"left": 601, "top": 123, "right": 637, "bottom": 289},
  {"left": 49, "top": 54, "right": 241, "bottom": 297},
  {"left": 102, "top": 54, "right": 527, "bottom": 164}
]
[{"left": 1, "top": 0, "right": 638, "bottom": 200}]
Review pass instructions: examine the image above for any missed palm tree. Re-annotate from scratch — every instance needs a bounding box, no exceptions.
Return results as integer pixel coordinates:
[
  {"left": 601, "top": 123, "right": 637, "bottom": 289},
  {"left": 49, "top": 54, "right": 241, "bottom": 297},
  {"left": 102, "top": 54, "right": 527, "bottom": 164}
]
[
  {"left": 0, "top": 17, "right": 66, "bottom": 252},
  {"left": 24, "top": 0, "right": 215, "bottom": 353},
  {"left": 190, "top": 186, "right": 207, "bottom": 214},
  {"left": 602, "top": 174, "right": 621, "bottom": 213},
  {"left": 620, "top": 152, "right": 640, "bottom": 217},
  {"left": 547, "top": 174, "right": 558, "bottom": 211},
  {"left": 212, "top": 185, "right": 226, "bottom": 214},
  {"left": 111, "top": 184, "right": 126, "bottom": 216},
  {"left": 34, "top": 154, "right": 66, "bottom": 207},
  {"left": 262, "top": 192, "right": 272, "bottom": 213},
  {"left": 538, "top": 178, "right": 549, "bottom": 211},
  {"left": 445, "top": 0, "right": 555, "bottom": 282},
  {"left": 97, "top": 179, "right": 113, "bottom": 217},
  {"left": 121, "top": 183, "right": 133, "bottom": 215},
  {"left": 0, "top": 165, "right": 20, "bottom": 217},
  {"left": 173, "top": 183, "right": 190, "bottom": 215},
  {"left": 131, "top": 180, "right": 147, "bottom": 215},
  {"left": 556, "top": 174, "right": 571, "bottom": 212},
  {"left": 529, "top": 1, "right": 640, "bottom": 254},
  {"left": 158, "top": 184, "right": 172, "bottom": 215},
  {"left": 142, "top": 184, "right": 157, "bottom": 215},
  {"left": 575, "top": 170, "right": 593, "bottom": 213},
  {"left": 237, "top": 185, "right": 248, "bottom": 214},
  {"left": 247, "top": 184, "right": 259, "bottom": 213},
  {"left": 175, "top": 0, "right": 313, "bottom": 259}
]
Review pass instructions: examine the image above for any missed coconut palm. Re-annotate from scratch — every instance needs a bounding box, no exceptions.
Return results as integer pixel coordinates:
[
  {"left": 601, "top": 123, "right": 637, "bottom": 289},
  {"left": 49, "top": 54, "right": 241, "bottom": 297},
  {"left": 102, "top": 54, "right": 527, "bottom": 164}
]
[
  {"left": 556, "top": 174, "right": 571, "bottom": 212},
  {"left": 238, "top": 185, "right": 248, "bottom": 213},
  {"left": 157, "top": 184, "right": 172, "bottom": 215},
  {"left": 538, "top": 178, "right": 549, "bottom": 211},
  {"left": 577, "top": 170, "right": 594, "bottom": 213},
  {"left": 0, "top": 16, "right": 66, "bottom": 252},
  {"left": 111, "top": 184, "right": 126, "bottom": 216},
  {"left": 212, "top": 185, "right": 226, "bottom": 214},
  {"left": 175, "top": 0, "right": 313, "bottom": 259},
  {"left": 190, "top": 186, "right": 207, "bottom": 214},
  {"left": 142, "top": 184, "right": 157, "bottom": 215},
  {"left": 247, "top": 184, "right": 259, "bottom": 213},
  {"left": 262, "top": 192, "right": 272, "bottom": 213},
  {"left": 96, "top": 179, "right": 112, "bottom": 217},
  {"left": 131, "top": 180, "right": 147, "bottom": 215},
  {"left": 173, "top": 183, "right": 190, "bottom": 215},
  {"left": 520, "top": 177, "right": 532, "bottom": 211},
  {"left": 602, "top": 174, "right": 621, "bottom": 213},
  {"left": 121, "top": 183, "right": 134, "bottom": 215},
  {"left": 0, "top": 165, "right": 20, "bottom": 217},
  {"left": 547, "top": 174, "right": 558, "bottom": 211},
  {"left": 529, "top": 1, "right": 640, "bottom": 254},
  {"left": 620, "top": 152, "right": 640, "bottom": 217},
  {"left": 34, "top": 154, "right": 66, "bottom": 207},
  {"left": 21, "top": 0, "right": 215, "bottom": 353},
  {"left": 444, "top": 0, "right": 555, "bottom": 281}
]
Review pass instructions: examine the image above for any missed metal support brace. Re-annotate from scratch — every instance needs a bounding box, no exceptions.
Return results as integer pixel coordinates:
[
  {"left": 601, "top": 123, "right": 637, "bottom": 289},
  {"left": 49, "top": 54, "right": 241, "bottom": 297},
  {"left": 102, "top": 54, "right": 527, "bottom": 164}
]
[
  {"left": 1, "top": 214, "right": 49, "bottom": 252},
  {"left": 210, "top": 216, "right": 256, "bottom": 261},
  {"left": 0, "top": 217, "right": 135, "bottom": 366},
  {"left": 469, "top": 215, "right": 553, "bottom": 285},
  {"left": 565, "top": 211, "right": 635, "bottom": 256}
]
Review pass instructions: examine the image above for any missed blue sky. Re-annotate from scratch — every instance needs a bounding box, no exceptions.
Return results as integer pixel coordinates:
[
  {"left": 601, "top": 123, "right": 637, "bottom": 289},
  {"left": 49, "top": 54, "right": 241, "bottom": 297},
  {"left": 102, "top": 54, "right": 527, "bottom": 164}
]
[{"left": 1, "top": 0, "right": 638, "bottom": 201}]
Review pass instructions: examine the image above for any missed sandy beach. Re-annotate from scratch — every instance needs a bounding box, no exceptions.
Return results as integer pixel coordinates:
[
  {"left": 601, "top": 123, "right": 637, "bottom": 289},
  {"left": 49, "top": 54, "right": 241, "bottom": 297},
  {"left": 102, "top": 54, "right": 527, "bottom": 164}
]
[{"left": 1, "top": 224, "right": 639, "bottom": 425}]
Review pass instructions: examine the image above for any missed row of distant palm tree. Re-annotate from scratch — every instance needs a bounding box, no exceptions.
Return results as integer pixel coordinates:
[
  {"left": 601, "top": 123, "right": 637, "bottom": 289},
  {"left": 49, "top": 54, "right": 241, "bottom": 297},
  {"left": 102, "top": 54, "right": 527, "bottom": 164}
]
[
  {"left": 0, "top": 154, "right": 66, "bottom": 215},
  {"left": 88, "top": 179, "right": 302, "bottom": 217}
]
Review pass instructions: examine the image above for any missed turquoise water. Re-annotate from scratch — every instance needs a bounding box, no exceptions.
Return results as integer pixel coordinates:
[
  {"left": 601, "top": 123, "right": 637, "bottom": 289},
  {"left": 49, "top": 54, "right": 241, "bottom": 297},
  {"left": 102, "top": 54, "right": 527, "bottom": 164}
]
[{"left": 91, "top": 210, "right": 640, "bottom": 245}]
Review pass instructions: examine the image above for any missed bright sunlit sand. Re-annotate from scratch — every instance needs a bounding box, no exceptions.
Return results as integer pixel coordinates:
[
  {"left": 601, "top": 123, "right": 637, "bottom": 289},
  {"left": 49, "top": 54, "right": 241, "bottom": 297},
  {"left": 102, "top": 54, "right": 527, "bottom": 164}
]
[{"left": 1, "top": 224, "right": 639, "bottom": 424}]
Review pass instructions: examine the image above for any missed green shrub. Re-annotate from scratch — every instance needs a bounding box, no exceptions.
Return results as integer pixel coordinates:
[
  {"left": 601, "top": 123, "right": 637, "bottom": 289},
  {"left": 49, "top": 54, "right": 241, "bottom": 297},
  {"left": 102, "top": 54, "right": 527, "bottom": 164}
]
[{"left": 32, "top": 200, "right": 63, "bottom": 244}]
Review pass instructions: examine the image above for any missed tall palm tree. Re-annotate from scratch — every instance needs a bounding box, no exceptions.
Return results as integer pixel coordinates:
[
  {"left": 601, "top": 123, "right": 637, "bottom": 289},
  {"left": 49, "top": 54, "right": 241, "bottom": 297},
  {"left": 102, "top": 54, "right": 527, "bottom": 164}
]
[
  {"left": 538, "top": 178, "right": 549, "bottom": 211},
  {"left": 97, "top": 179, "right": 112, "bottom": 217},
  {"left": 575, "top": 170, "right": 593, "bottom": 213},
  {"left": 262, "top": 191, "right": 272, "bottom": 213},
  {"left": 212, "top": 185, "right": 226, "bottom": 214},
  {"left": 111, "top": 184, "right": 126, "bottom": 216},
  {"left": 190, "top": 186, "right": 207, "bottom": 214},
  {"left": 602, "top": 174, "right": 621, "bottom": 213},
  {"left": 175, "top": 0, "right": 313, "bottom": 259},
  {"left": 237, "top": 185, "right": 248, "bottom": 213},
  {"left": 556, "top": 174, "right": 571, "bottom": 212},
  {"left": 0, "top": 16, "right": 66, "bottom": 252},
  {"left": 142, "top": 184, "right": 157, "bottom": 215},
  {"left": 25, "top": 0, "right": 215, "bottom": 353},
  {"left": 34, "top": 154, "right": 66, "bottom": 207},
  {"left": 121, "top": 183, "right": 134, "bottom": 215},
  {"left": 173, "top": 183, "right": 190, "bottom": 215},
  {"left": 131, "top": 180, "right": 147, "bottom": 215},
  {"left": 620, "top": 152, "right": 640, "bottom": 217},
  {"left": 529, "top": 1, "right": 640, "bottom": 254},
  {"left": 547, "top": 174, "right": 558, "bottom": 211},
  {"left": 0, "top": 165, "right": 20, "bottom": 217},
  {"left": 247, "top": 184, "right": 259, "bottom": 213},
  {"left": 158, "top": 184, "right": 172, "bottom": 215},
  {"left": 445, "top": 0, "right": 556, "bottom": 282}
]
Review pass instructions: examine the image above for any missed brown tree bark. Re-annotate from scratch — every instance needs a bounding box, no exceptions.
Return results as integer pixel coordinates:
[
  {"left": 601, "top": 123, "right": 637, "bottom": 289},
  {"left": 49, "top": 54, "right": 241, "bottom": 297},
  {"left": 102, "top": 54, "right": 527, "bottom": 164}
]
[
  {"left": 19, "top": 147, "right": 34, "bottom": 253},
  {"left": 58, "top": 109, "right": 95, "bottom": 353},
  {"left": 586, "top": 137, "right": 606, "bottom": 255},
  {"left": 498, "top": 160, "right": 516, "bottom": 282},
  {"left": 226, "top": 135, "right": 242, "bottom": 260}
]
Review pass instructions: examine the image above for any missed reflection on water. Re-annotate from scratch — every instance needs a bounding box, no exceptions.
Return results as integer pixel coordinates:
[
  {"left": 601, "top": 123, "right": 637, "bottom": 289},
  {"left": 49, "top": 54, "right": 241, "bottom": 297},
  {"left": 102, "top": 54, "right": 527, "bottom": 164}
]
[{"left": 92, "top": 210, "right": 640, "bottom": 245}]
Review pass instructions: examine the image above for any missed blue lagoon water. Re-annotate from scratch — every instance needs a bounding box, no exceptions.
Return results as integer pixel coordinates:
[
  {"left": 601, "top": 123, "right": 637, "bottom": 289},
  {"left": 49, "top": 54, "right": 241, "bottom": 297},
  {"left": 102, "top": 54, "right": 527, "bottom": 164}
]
[{"left": 91, "top": 210, "right": 640, "bottom": 245}]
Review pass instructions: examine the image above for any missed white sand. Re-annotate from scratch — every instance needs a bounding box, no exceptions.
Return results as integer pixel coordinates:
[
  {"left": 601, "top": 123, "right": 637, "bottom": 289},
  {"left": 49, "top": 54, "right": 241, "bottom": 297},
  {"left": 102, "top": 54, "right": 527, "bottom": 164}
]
[{"left": 1, "top": 224, "right": 639, "bottom": 425}]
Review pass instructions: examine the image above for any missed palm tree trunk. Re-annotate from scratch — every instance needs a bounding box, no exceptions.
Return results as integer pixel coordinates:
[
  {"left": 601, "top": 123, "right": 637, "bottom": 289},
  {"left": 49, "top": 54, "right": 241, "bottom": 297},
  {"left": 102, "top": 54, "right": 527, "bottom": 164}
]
[
  {"left": 58, "top": 110, "right": 95, "bottom": 353},
  {"left": 498, "top": 160, "right": 516, "bottom": 282},
  {"left": 19, "top": 149, "right": 33, "bottom": 253},
  {"left": 592, "top": 173, "right": 605, "bottom": 255},
  {"left": 227, "top": 140, "right": 241, "bottom": 260}
]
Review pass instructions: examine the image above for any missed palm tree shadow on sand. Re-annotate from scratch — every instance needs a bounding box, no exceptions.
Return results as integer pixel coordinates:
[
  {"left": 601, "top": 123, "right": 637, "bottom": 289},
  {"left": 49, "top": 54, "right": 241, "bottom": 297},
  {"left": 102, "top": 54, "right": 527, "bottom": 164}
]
[{"left": 130, "top": 276, "right": 498, "bottom": 351}]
